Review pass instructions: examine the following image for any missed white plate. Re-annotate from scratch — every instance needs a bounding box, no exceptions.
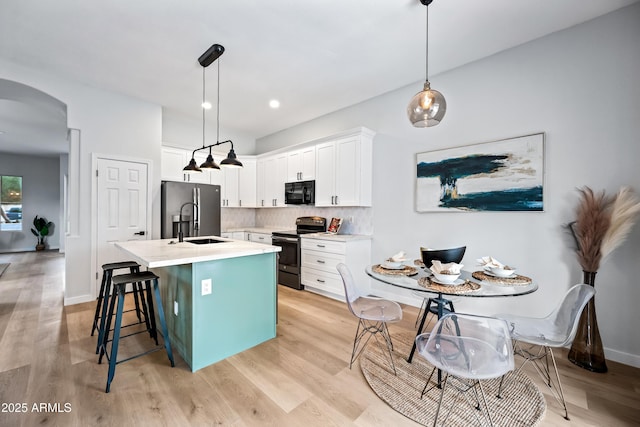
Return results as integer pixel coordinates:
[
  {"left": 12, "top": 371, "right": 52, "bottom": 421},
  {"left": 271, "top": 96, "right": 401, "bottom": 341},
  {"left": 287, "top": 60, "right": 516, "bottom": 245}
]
[
  {"left": 431, "top": 278, "right": 465, "bottom": 286},
  {"left": 484, "top": 269, "right": 516, "bottom": 278},
  {"left": 381, "top": 262, "right": 405, "bottom": 270}
]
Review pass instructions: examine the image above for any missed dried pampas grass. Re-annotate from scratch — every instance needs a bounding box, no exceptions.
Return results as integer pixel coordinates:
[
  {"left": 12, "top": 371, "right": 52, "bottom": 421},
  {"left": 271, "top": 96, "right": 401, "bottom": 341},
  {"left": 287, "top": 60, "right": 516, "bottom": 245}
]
[
  {"left": 601, "top": 186, "right": 640, "bottom": 261},
  {"left": 570, "top": 187, "right": 613, "bottom": 272},
  {"left": 570, "top": 186, "right": 640, "bottom": 272}
]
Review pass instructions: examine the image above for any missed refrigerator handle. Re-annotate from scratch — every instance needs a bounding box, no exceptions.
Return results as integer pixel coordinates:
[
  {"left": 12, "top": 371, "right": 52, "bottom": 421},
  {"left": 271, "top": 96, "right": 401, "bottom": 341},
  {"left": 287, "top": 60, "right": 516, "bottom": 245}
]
[{"left": 193, "top": 187, "right": 200, "bottom": 235}]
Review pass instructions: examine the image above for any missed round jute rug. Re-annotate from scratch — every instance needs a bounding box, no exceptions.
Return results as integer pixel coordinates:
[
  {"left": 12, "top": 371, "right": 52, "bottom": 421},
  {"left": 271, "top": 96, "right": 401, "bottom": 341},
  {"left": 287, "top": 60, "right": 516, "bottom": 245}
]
[{"left": 360, "top": 333, "right": 546, "bottom": 426}]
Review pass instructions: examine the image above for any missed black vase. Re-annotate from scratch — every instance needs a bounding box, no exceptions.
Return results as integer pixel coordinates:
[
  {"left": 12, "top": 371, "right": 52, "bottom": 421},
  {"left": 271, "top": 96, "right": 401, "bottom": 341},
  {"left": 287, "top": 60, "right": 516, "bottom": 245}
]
[{"left": 567, "top": 271, "right": 608, "bottom": 373}]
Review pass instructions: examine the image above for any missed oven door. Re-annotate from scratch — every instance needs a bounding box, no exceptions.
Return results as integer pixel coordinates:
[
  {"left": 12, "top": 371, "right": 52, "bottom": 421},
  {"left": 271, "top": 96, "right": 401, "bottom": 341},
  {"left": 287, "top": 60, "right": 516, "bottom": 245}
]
[{"left": 271, "top": 235, "right": 303, "bottom": 289}]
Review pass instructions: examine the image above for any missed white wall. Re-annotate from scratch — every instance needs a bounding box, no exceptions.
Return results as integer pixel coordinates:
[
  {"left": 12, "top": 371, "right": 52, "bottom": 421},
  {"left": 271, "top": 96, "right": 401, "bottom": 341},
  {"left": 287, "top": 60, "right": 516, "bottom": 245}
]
[
  {"left": 256, "top": 4, "right": 640, "bottom": 367},
  {"left": 0, "top": 153, "right": 61, "bottom": 252},
  {"left": 0, "top": 59, "right": 163, "bottom": 305},
  {"left": 162, "top": 109, "right": 256, "bottom": 155}
]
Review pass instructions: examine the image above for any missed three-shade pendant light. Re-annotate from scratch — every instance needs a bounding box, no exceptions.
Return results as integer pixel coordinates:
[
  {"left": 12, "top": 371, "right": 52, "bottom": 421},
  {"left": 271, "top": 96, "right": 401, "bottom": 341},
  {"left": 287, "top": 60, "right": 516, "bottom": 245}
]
[
  {"left": 407, "top": 0, "right": 447, "bottom": 127},
  {"left": 184, "top": 43, "right": 243, "bottom": 173}
]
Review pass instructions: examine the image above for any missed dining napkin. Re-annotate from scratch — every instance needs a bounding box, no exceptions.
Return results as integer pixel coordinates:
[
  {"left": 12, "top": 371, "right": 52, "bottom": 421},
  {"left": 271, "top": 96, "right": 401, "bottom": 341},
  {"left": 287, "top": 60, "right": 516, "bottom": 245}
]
[
  {"left": 430, "top": 260, "right": 463, "bottom": 274},
  {"left": 389, "top": 251, "right": 407, "bottom": 262},
  {"left": 477, "top": 256, "right": 504, "bottom": 268}
]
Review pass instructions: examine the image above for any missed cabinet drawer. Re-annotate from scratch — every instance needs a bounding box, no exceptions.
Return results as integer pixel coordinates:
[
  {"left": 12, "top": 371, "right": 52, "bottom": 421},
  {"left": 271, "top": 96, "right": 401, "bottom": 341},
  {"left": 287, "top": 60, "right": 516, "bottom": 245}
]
[
  {"left": 301, "top": 249, "right": 345, "bottom": 273},
  {"left": 301, "top": 269, "right": 344, "bottom": 296},
  {"left": 301, "top": 238, "right": 346, "bottom": 254},
  {"left": 248, "top": 233, "right": 272, "bottom": 245}
]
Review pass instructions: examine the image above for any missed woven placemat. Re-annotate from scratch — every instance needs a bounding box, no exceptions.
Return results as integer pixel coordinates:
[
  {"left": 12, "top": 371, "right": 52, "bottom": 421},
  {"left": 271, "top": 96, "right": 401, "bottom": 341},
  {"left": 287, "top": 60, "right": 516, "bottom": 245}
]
[
  {"left": 418, "top": 276, "right": 480, "bottom": 294},
  {"left": 472, "top": 271, "right": 532, "bottom": 286},
  {"left": 373, "top": 264, "right": 418, "bottom": 276},
  {"left": 360, "top": 332, "right": 546, "bottom": 427}
]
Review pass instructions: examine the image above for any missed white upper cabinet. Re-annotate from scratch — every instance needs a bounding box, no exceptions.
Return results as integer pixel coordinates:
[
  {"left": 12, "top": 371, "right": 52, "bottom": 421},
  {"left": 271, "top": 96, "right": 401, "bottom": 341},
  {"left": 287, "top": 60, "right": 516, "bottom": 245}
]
[
  {"left": 164, "top": 127, "right": 373, "bottom": 209},
  {"left": 256, "top": 158, "right": 267, "bottom": 208},
  {"left": 161, "top": 147, "right": 189, "bottom": 182},
  {"left": 238, "top": 158, "right": 257, "bottom": 208},
  {"left": 287, "top": 146, "right": 316, "bottom": 182},
  {"left": 315, "top": 129, "right": 373, "bottom": 207},
  {"left": 261, "top": 154, "right": 288, "bottom": 207},
  {"left": 221, "top": 167, "right": 239, "bottom": 207}
]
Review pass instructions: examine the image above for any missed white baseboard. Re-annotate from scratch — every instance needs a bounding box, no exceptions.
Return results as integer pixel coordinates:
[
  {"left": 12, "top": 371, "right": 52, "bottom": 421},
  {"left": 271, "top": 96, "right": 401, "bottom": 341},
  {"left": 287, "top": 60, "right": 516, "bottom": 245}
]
[
  {"left": 64, "top": 294, "right": 94, "bottom": 306},
  {"left": 605, "top": 347, "right": 640, "bottom": 368}
]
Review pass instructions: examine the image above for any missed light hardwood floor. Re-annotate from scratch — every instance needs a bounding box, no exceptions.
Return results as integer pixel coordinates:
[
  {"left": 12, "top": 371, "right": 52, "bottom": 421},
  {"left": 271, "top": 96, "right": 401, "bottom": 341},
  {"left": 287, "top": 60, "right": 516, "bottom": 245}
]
[{"left": 0, "top": 251, "right": 638, "bottom": 426}]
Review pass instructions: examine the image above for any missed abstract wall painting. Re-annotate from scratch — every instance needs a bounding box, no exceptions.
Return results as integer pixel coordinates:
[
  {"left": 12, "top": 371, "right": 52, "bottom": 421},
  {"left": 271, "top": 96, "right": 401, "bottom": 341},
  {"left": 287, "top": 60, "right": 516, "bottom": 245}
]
[{"left": 416, "top": 133, "right": 544, "bottom": 212}]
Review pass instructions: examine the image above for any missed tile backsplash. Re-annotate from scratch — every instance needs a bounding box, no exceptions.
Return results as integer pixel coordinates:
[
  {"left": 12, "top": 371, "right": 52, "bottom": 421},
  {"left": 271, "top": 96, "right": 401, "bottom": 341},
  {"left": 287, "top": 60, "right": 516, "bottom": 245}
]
[{"left": 222, "top": 206, "right": 373, "bottom": 235}]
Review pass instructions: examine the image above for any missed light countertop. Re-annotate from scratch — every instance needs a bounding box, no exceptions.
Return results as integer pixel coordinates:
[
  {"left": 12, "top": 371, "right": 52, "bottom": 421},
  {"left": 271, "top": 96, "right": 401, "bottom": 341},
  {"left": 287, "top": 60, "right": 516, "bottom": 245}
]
[
  {"left": 115, "top": 236, "right": 281, "bottom": 268},
  {"left": 301, "top": 233, "right": 372, "bottom": 242},
  {"left": 223, "top": 227, "right": 284, "bottom": 234}
]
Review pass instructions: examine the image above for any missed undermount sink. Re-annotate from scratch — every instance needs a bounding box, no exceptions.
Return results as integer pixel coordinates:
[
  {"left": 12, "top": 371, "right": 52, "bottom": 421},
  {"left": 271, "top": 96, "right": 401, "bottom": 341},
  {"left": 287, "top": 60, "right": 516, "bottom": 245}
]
[{"left": 186, "top": 238, "right": 226, "bottom": 245}]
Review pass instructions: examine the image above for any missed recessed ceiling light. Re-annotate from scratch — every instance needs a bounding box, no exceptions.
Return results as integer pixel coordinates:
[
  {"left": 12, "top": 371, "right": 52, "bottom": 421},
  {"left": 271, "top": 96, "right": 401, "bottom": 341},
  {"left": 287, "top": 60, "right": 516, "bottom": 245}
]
[
  {"left": 202, "top": 101, "right": 212, "bottom": 110},
  {"left": 269, "top": 99, "right": 280, "bottom": 109}
]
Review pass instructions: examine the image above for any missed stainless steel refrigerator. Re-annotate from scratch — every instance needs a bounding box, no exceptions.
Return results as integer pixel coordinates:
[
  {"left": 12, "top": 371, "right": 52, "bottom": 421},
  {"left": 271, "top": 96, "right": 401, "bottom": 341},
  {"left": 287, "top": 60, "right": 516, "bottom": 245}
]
[{"left": 161, "top": 181, "right": 221, "bottom": 239}]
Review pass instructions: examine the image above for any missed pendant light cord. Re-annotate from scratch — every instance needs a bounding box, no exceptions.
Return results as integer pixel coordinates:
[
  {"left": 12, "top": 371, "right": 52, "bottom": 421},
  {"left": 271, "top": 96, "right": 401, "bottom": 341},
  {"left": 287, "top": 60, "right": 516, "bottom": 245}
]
[
  {"left": 425, "top": 3, "right": 429, "bottom": 82},
  {"left": 216, "top": 59, "right": 221, "bottom": 144},
  {"left": 202, "top": 67, "right": 206, "bottom": 149}
]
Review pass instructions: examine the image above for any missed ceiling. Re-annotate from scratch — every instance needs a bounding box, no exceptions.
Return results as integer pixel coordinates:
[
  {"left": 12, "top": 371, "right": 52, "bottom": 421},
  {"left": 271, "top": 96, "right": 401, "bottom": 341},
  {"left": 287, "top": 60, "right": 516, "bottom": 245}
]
[{"left": 0, "top": 0, "right": 637, "bottom": 156}]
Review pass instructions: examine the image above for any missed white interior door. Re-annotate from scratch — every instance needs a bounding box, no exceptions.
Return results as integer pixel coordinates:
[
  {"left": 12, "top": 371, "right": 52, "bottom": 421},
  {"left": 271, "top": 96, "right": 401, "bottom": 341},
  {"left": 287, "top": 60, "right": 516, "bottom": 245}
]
[{"left": 96, "top": 158, "right": 149, "bottom": 295}]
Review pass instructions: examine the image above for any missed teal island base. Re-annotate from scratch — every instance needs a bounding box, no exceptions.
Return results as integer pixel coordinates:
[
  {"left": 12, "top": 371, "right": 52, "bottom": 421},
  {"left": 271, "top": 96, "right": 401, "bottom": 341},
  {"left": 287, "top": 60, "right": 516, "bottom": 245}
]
[{"left": 152, "top": 252, "right": 277, "bottom": 372}]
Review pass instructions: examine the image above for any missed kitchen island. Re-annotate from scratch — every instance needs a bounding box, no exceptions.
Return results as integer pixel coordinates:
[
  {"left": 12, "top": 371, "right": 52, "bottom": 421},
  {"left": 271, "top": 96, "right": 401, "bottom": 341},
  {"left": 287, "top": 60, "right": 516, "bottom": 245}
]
[{"left": 115, "top": 236, "right": 280, "bottom": 372}]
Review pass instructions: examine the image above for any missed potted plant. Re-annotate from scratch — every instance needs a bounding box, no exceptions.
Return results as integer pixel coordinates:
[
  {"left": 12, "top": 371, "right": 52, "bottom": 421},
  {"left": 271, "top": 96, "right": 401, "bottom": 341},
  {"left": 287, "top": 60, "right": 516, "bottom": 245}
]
[{"left": 31, "top": 215, "right": 53, "bottom": 251}]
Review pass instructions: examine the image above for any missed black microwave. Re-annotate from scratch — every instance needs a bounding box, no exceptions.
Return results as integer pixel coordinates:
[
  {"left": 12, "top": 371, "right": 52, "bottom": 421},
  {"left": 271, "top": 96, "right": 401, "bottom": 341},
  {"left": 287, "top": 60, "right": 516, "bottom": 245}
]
[{"left": 284, "top": 180, "right": 315, "bottom": 205}]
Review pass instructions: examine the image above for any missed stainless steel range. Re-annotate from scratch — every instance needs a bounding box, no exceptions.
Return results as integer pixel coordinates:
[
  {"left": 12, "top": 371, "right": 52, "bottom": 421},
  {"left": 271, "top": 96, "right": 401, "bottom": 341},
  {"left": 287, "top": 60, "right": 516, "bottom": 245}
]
[{"left": 272, "top": 216, "right": 326, "bottom": 290}]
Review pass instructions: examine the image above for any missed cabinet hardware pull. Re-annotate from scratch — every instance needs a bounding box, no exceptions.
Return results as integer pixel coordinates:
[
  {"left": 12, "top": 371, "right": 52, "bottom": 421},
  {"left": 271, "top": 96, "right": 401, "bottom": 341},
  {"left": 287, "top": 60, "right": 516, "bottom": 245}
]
[
  {"left": 134, "top": 231, "right": 146, "bottom": 236},
  {"left": 335, "top": 195, "right": 339, "bottom": 205},
  {"left": 317, "top": 244, "right": 325, "bottom": 248},
  {"left": 239, "top": 200, "right": 242, "bottom": 207},
  {"left": 316, "top": 260, "right": 325, "bottom": 264},
  {"left": 317, "top": 279, "right": 325, "bottom": 283}
]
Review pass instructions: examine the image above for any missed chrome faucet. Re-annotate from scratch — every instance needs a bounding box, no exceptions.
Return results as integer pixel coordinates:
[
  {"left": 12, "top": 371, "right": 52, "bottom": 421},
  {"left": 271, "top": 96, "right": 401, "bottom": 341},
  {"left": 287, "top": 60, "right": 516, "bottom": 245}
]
[{"left": 178, "top": 202, "right": 198, "bottom": 242}]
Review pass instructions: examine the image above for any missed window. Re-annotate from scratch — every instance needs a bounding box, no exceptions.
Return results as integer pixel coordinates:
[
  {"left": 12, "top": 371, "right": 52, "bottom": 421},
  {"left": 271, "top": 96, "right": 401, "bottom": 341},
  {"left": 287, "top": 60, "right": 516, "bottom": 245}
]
[{"left": 1, "top": 175, "right": 22, "bottom": 231}]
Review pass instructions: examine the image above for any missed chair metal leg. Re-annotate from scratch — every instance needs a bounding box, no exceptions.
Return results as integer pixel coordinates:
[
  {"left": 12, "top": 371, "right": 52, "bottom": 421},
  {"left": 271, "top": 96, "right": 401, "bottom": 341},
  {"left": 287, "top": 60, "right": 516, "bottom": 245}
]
[
  {"left": 432, "top": 373, "right": 449, "bottom": 427},
  {"left": 501, "top": 341, "right": 570, "bottom": 420},
  {"left": 349, "top": 319, "right": 396, "bottom": 375},
  {"left": 415, "top": 297, "right": 427, "bottom": 328},
  {"left": 105, "top": 284, "right": 126, "bottom": 393},
  {"left": 91, "top": 270, "right": 109, "bottom": 336}
]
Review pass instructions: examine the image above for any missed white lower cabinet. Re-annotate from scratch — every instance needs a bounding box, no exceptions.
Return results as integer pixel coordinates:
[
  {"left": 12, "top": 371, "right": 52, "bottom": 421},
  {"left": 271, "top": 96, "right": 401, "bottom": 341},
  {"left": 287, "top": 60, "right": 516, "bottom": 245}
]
[
  {"left": 247, "top": 232, "right": 272, "bottom": 245},
  {"left": 301, "top": 237, "right": 371, "bottom": 300}
]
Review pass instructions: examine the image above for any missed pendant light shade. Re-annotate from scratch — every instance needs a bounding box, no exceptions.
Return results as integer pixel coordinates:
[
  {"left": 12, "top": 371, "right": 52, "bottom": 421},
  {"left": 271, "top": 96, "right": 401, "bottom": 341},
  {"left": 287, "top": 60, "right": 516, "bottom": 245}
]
[
  {"left": 407, "top": 81, "right": 447, "bottom": 127},
  {"left": 220, "top": 148, "right": 243, "bottom": 168},
  {"left": 183, "top": 157, "right": 202, "bottom": 173},
  {"left": 407, "top": 0, "right": 446, "bottom": 127},
  {"left": 200, "top": 152, "right": 220, "bottom": 170}
]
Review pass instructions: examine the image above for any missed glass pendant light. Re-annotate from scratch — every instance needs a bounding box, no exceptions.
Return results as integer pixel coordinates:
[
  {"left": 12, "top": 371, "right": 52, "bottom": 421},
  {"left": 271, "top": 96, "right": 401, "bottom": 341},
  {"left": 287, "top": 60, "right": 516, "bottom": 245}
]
[{"left": 407, "top": 0, "right": 446, "bottom": 127}]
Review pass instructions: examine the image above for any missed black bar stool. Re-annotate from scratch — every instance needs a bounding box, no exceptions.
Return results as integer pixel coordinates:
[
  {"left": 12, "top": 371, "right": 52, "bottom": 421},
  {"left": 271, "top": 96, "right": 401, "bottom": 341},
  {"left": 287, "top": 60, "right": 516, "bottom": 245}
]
[
  {"left": 97, "top": 271, "right": 175, "bottom": 393},
  {"left": 93, "top": 261, "right": 151, "bottom": 354}
]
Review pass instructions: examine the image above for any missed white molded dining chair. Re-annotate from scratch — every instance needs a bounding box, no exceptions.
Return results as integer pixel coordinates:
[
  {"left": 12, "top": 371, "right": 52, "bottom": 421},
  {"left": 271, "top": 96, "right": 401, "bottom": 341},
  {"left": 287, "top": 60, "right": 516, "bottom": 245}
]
[
  {"left": 416, "top": 313, "right": 514, "bottom": 427},
  {"left": 495, "top": 284, "right": 595, "bottom": 420},
  {"left": 337, "top": 263, "right": 403, "bottom": 374}
]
